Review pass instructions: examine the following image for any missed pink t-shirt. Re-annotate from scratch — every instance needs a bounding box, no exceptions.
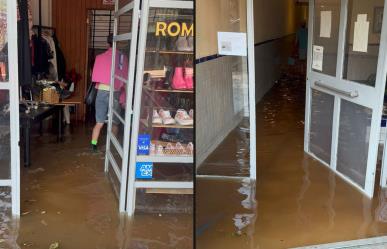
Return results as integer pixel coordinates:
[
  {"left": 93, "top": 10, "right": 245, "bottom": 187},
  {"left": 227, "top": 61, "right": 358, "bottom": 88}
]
[{"left": 92, "top": 47, "right": 129, "bottom": 91}]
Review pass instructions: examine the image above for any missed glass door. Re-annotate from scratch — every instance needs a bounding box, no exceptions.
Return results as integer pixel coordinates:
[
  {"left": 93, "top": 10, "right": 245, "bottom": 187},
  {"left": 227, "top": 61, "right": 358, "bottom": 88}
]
[
  {"left": 305, "top": 0, "right": 387, "bottom": 197},
  {"left": 126, "top": 0, "right": 194, "bottom": 215},
  {"left": 0, "top": 0, "right": 20, "bottom": 215},
  {"left": 104, "top": 0, "right": 140, "bottom": 212}
]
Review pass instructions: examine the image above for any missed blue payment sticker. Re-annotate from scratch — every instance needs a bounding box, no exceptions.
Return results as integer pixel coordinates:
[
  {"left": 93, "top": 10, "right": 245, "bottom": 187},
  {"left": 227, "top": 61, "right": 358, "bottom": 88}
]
[
  {"left": 136, "top": 162, "right": 153, "bottom": 179},
  {"left": 137, "top": 134, "right": 151, "bottom": 155}
]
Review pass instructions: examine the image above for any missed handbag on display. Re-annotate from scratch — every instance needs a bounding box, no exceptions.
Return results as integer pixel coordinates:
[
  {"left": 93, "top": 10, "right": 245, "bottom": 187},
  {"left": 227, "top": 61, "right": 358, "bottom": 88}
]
[{"left": 84, "top": 82, "right": 97, "bottom": 105}]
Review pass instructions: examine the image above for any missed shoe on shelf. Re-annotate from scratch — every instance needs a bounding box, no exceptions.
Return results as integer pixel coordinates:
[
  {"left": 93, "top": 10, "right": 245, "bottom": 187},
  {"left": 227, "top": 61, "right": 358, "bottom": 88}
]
[
  {"left": 184, "top": 68, "right": 194, "bottom": 89},
  {"left": 156, "top": 145, "right": 164, "bottom": 156},
  {"left": 189, "top": 109, "right": 194, "bottom": 120},
  {"left": 175, "top": 109, "right": 193, "bottom": 126},
  {"left": 187, "top": 36, "right": 193, "bottom": 51},
  {"left": 175, "top": 142, "right": 186, "bottom": 155},
  {"left": 150, "top": 143, "right": 156, "bottom": 156},
  {"left": 152, "top": 110, "right": 163, "bottom": 124},
  {"left": 176, "top": 36, "right": 190, "bottom": 51},
  {"left": 187, "top": 142, "right": 194, "bottom": 155},
  {"left": 159, "top": 109, "right": 176, "bottom": 125},
  {"left": 172, "top": 67, "right": 187, "bottom": 90},
  {"left": 165, "top": 143, "right": 174, "bottom": 154}
]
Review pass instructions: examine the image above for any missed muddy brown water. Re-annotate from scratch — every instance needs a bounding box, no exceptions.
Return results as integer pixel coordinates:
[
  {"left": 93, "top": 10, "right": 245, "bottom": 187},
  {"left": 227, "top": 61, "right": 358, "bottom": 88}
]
[
  {"left": 1, "top": 125, "right": 192, "bottom": 249},
  {"left": 196, "top": 79, "right": 387, "bottom": 249}
]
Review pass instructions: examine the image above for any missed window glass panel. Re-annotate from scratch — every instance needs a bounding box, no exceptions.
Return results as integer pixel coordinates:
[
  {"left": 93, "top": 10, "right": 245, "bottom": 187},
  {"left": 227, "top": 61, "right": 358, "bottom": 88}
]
[
  {"left": 0, "top": 91, "right": 10, "bottom": 179},
  {"left": 343, "top": 0, "right": 384, "bottom": 87},
  {"left": 337, "top": 100, "right": 372, "bottom": 188},
  {"left": 0, "top": 1, "right": 8, "bottom": 82},
  {"left": 309, "top": 89, "right": 335, "bottom": 164},
  {"left": 312, "top": 0, "right": 341, "bottom": 76}
]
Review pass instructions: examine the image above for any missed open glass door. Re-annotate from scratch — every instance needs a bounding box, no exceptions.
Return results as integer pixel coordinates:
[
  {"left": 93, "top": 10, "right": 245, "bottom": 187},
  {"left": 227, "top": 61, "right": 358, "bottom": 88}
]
[
  {"left": 305, "top": 0, "right": 387, "bottom": 197},
  {"left": 104, "top": 0, "right": 140, "bottom": 212},
  {"left": 0, "top": 0, "right": 20, "bottom": 215}
]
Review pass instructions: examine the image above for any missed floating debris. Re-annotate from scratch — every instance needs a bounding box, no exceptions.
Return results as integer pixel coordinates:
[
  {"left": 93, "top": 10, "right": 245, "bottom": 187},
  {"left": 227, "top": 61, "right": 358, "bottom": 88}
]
[
  {"left": 49, "top": 242, "right": 59, "bottom": 249},
  {"left": 21, "top": 211, "right": 31, "bottom": 216},
  {"left": 41, "top": 220, "right": 48, "bottom": 226},
  {"left": 28, "top": 168, "right": 45, "bottom": 174}
]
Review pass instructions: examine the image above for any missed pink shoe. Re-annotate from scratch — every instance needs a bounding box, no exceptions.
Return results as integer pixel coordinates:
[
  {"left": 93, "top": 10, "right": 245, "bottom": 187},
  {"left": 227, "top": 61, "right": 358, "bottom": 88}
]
[
  {"left": 172, "top": 67, "right": 186, "bottom": 90},
  {"left": 184, "top": 68, "right": 194, "bottom": 89},
  {"left": 189, "top": 109, "right": 194, "bottom": 119}
]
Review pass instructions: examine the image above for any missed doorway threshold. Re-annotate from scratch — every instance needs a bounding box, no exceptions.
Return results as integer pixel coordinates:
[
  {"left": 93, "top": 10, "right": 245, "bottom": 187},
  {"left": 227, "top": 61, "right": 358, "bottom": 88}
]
[{"left": 291, "top": 236, "right": 387, "bottom": 249}]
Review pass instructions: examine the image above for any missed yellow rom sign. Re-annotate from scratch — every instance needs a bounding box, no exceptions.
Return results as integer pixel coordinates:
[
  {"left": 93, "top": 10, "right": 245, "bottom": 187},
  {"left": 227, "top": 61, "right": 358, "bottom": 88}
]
[{"left": 155, "top": 22, "right": 194, "bottom": 37}]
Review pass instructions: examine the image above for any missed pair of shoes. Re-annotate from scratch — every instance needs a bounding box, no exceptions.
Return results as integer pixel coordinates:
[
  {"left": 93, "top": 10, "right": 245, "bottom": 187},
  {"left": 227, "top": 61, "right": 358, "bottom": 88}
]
[
  {"left": 175, "top": 109, "right": 193, "bottom": 126},
  {"left": 172, "top": 67, "right": 194, "bottom": 90},
  {"left": 152, "top": 109, "right": 175, "bottom": 125},
  {"left": 153, "top": 109, "right": 194, "bottom": 126},
  {"left": 149, "top": 142, "right": 194, "bottom": 156}
]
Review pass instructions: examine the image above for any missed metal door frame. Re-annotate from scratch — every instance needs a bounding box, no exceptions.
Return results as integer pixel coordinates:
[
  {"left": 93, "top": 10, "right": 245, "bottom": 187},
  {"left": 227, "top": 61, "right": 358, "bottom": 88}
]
[
  {"left": 0, "top": 0, "right": 21, "bottom": 216},
  {"left": 126, "top": 0, "right": 194, "bottom": 216},
  {"left": 104, "top": 0, "right": 141, "bottom": 212},
  {"left": 305, "top": 0, "right": 387, "bottom": 197}
]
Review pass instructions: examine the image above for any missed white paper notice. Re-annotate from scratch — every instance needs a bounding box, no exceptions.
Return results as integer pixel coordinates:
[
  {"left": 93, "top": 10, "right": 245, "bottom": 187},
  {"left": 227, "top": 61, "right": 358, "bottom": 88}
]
[
  {"left": 312, "top": 45, "right": 324, "bottom": 71},
  {"left": 218, "top": 32, "right": 247, "bottom": 56},
  {"left": 353, "top": 14, "right": 369, "bottom": 53},
  {"left": 320, "top": 11, "right": 332, "bottom": 38}
]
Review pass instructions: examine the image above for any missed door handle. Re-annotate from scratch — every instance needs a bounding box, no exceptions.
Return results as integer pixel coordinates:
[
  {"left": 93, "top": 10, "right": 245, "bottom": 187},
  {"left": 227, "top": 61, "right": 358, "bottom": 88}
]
[{"left": 315, "top": 81, "right": 359, "bottom": 98}]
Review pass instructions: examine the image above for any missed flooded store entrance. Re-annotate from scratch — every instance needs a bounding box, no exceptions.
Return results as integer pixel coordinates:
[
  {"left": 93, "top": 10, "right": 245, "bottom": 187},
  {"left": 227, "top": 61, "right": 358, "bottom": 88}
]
[{"left": 196, "top": 0, "right": 387, "bottom": 248}]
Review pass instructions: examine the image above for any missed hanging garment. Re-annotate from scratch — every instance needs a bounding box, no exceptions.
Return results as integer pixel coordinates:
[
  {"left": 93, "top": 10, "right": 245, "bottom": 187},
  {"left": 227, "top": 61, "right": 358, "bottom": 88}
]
[
  {"left": 17, "top": 0, "right": 32, "bottom": 86},
  {"left": 53, "top": 33, "right": 66, "bottom": 81},
  {"left": 43, "top": 34, "right": 58, "bottom": 80},
  {"left": 31, "top": 34, "right": 53, "bottom": 76}
]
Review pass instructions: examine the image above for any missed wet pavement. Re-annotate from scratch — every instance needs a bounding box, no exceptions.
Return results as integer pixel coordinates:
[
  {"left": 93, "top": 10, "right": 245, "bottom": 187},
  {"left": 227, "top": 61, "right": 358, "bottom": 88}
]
[
  {"left": 1, "top": 125, "right": 192, "bottom": 249},
  {"left": 196, "top": 78, "right": 387, "bottom": 249}
]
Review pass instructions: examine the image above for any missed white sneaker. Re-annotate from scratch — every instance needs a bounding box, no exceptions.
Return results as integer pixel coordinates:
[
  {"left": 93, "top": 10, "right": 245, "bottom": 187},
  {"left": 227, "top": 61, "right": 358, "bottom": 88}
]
[
  {"left": 152, "top": 110, "right": 162, "bottom": 124},
  {"left": 186, "top": 142, "right": 194, "bottom": 155},
  {"left": 175, "top": 109, "right": 193, "bottom": 126},
  {"left": 159, "top": 109, "right": 176, "bottom": 125},
  {"left": 156, "top": 145, "right": 164, "bottom": 155},
  {"left": 150, "top": 143, "right": 156, "bottom": 156}
]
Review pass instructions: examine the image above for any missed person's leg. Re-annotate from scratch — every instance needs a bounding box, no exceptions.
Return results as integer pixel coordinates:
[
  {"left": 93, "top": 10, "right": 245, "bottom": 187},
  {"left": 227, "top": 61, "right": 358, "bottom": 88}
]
[{"left": 92, "top": 90, "right": 109, "bottom": 150}]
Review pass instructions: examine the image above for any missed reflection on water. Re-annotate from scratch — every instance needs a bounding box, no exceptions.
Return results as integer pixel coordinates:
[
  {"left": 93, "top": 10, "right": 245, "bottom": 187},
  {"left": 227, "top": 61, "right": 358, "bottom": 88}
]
[
  {"left": 0, "top": 189, "right": 20, "bottom": 249},
  {"left": 197, "top": 121, "right": 251, "bottom": 177},
  {"left": 0, "top": 125, "right": 192, "bottom": 249}
]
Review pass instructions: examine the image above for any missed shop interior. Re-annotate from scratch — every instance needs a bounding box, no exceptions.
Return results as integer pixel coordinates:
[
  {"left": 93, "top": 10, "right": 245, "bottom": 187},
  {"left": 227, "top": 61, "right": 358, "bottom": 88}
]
[
  {"left": 196, "top": 0, "right": 387, "bottom": 248},
  {"left": 0, "top": 0, "right": 193, "bottom": 248}
]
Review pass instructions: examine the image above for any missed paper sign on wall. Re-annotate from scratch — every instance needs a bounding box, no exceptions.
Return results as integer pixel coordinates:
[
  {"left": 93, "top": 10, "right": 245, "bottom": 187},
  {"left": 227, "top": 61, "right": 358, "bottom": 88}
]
[
  {"left": 320, "top": 11, "right": 332, "bottom": 38},
  {"left": 218, "top": 32, "right": 247, "bottom": 56},
  {"left": 312, "top": 45, "right": 324, "bottom": 71},
  {"left": 353, "top": 14, "right": 369, "bottom": 53}
]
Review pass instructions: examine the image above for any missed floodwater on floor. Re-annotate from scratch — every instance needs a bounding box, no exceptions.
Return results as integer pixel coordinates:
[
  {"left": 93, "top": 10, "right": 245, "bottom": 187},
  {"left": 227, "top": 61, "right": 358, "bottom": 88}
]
[
  {"left": 0, "top": 124, "right": 192, "bottom": 249},
  {"left": 196, "top": 79, "right": 387, "bottom": 249}
]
